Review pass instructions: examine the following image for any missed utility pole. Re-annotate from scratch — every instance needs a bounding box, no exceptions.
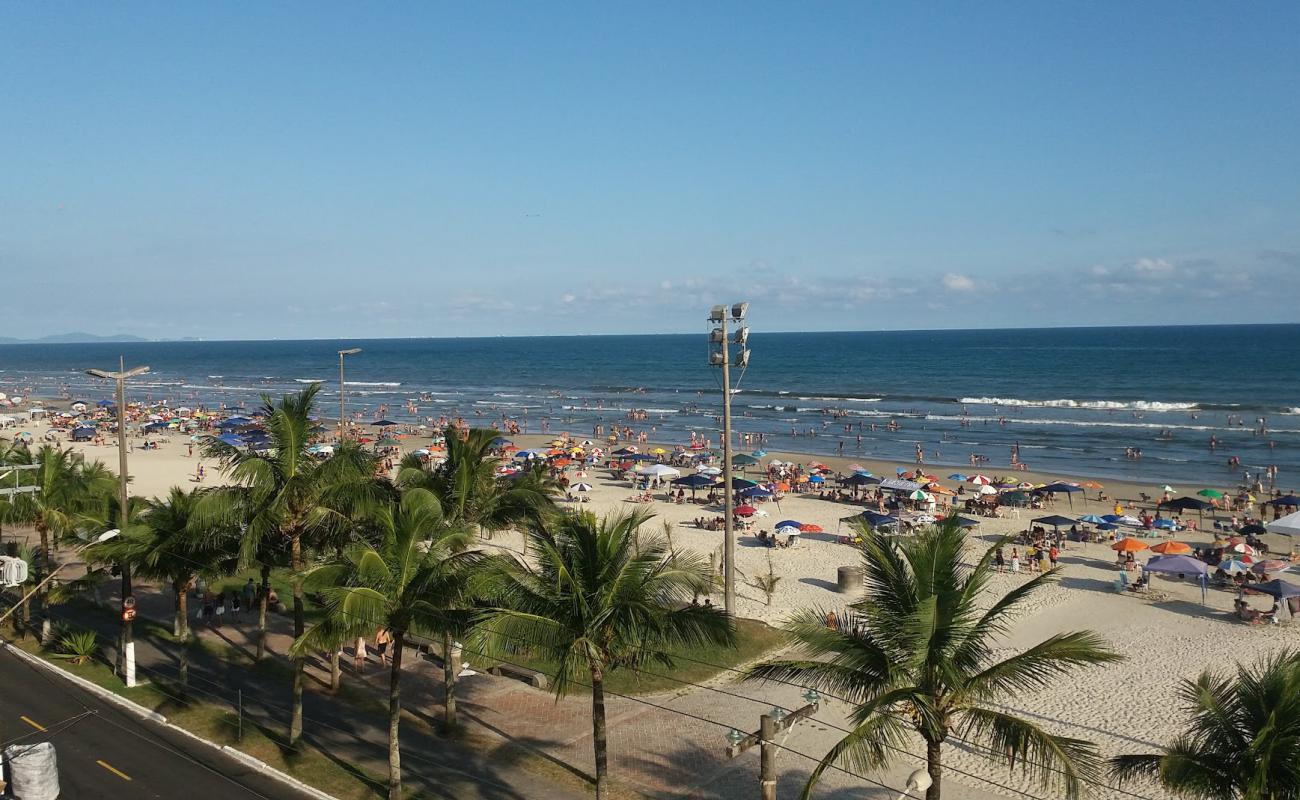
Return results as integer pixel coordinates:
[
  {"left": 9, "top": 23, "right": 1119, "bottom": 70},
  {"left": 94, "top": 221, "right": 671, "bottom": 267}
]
[
  {"left": 86, "top": 358, "right": 149, "bottom": 687},
  {"left": 725, "top": 691, "right": 819, "bottom": 800},
  {"left": 709, "top": 303, "right": 749, "bottom": 615},
  {"left": 338, "top": 348, "right": 361, "bottom": 442}
]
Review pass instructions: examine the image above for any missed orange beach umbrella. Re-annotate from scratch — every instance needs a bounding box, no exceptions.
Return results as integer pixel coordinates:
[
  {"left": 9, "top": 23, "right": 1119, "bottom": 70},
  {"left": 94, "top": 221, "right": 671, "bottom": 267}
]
[
  {"left": 1150, "top": 541, "right": 1192, "bottom": 555},
  {"left": 1111, "top": 538, "right": 1150, "bottom": 553}
]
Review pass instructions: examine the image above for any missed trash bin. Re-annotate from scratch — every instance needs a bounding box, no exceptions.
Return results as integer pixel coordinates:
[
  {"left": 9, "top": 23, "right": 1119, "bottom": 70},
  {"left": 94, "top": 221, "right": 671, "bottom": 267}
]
[
  {"left": 837, "top": 566, "right": 863, "bottom": 593},
  {"left": 4, "top": 741, "right": 60, "bottom": 800}
]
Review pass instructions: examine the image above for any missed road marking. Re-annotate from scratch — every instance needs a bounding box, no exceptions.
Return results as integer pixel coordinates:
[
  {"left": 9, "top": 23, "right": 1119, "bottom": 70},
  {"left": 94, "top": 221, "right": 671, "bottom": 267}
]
[
  {"left": 20, "top": 715, "right": 46, "bottom": 731},
  {"left": 97, "top": 760, "right": 132, "bottom": 781}
]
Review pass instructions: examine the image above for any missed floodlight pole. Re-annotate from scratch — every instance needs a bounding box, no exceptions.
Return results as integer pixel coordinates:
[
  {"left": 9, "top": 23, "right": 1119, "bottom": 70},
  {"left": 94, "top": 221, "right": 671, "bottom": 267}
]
[
  {"left": 710, "top": 304, "right": 749, "bottom": 617},
  {"left": 720, "top": 318, "right": 736, "bottom": 615},
  {"left": 338, "top": 348, "right": 361, "bottom": 442},
  {"left": 86, "top": 357, "right": 149, "bottom": 687}
]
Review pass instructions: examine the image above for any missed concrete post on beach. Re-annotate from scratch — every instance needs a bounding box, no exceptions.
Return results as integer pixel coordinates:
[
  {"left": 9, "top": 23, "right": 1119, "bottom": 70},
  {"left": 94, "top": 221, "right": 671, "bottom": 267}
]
[{"left": 837, "top": 565, "right": 863, "bottom": 593}]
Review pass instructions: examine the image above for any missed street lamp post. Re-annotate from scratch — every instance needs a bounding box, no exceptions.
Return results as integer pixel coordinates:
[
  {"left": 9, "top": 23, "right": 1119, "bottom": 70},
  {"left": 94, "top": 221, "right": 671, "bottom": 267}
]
[
  {"left": 709, "top": 304, "right": 750, "bottom": 616},
  {"left": 86, "top": 358, "right": 149, "bottom": 687},
  {"left": 338, "top": 348, "right": 361, "bottom": 442}
]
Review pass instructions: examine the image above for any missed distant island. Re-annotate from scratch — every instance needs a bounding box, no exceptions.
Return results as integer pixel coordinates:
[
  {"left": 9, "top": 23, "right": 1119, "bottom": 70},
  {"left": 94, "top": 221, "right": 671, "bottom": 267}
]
[{"left": 0, "top": 332, "right": 150, "bottom": 344}]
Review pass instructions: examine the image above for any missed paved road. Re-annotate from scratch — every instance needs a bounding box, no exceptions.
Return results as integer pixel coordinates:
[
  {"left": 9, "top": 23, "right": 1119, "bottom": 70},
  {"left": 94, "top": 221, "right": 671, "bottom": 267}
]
[{"left": 0, "top": 647, "right": 315, "bottom": 800}]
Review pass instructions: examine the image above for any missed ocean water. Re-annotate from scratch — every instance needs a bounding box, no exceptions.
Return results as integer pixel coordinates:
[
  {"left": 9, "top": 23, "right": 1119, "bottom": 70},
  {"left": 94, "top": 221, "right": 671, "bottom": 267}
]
[{"left": 1, "top": 325, "right": 1297, "bottom": 487}]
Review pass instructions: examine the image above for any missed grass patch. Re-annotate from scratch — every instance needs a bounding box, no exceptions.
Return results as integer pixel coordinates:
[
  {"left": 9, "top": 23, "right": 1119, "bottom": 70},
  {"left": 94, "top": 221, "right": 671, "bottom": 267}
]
[{"left": 477, "top": 617, "right": 786, "bottom": 696}]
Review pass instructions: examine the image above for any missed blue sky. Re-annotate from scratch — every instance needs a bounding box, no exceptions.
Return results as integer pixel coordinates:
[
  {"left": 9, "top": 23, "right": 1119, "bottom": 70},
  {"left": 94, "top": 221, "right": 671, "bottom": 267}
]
[{"left": 2, "top": 2, "right": 1298, "bottom": 339}]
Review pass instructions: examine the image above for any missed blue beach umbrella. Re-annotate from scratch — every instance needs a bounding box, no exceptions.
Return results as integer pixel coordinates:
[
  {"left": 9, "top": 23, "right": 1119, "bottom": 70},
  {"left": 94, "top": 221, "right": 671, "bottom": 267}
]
[
  {"left": 808, "top": 475, "right": 825, "bottom": 484},
  {"left": 1078, "top": 515, "right": 1108, "bottom": 524},
  {"left": 947, "top": 473, "right": 968, "bottom": 481},
  {"left": 776, "top": 520, "right": 802, "bottom": 529},
  {"left": 741, "top": 486, "right": 774, "bottom": 498},
  {"left": 217, "top": 433, "right": 245, "bottom": 446}
]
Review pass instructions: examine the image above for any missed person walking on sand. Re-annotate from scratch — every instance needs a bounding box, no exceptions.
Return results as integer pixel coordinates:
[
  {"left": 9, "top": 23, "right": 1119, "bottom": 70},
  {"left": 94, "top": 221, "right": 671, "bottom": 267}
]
[
  {"left": 995, "top": 547, "right": 1006, "bottom": 574},
  {"left": 374, "top": 628, "right": 391, "bottom": 667},
  {"left": 1010, "top": 548, "right": 1021, "bottom": 574}
]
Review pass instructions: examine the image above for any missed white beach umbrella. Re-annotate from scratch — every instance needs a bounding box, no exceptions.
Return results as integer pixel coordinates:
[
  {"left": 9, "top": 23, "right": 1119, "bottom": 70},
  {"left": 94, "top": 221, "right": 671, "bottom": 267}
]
[
  {"left": 698, "top": 466, "right": 722, "bottom": 476},
  {"left": 639, "top": 464, "right": 680, "bottom": 478},
  {"left": 572, "top": 482, "right": 593, "bottom": 492},
  {"left": 978, "top": 485, "right": 998, "bottom": 495},
  {"left": 968, "top": 474, "right": 992, "bottom": 485}
]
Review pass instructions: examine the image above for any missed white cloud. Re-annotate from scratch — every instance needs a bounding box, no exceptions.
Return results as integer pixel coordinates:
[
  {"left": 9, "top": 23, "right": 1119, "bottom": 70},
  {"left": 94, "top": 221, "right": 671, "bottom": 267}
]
[
  {"left": 942, "top": 273, "right": 975, "bottom": 292},
  {"left": 1132, "top": 257, "right": 1175, "bottom": 278}
]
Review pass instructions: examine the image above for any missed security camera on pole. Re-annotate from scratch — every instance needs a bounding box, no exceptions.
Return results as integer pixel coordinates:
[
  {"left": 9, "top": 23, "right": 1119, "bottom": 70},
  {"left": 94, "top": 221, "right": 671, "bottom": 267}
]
[{"left": 708, "top": 303, "right": 750, "bottom": 616}]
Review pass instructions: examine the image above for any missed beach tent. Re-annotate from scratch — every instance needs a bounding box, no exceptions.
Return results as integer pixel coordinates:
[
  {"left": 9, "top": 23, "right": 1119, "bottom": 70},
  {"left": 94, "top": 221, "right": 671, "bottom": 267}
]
[
  {"left": 841, "top": 473, "right": 879, "bottom": 487},
  {"left": 71, "top": 426, "right": 96, "bottom": 442},
  {"left": 638, "top": 464, "right": 680, "bottom": 479},
  {"left": 1143, "top": 554, "right": 1209, "bottom": 576},
  {"left": 728, "top": 477, "right": 759, "bottom": 490},
  {"left": 948, "top": 517, "right": 981, "bottom": 528},
  {"left": 841, "top": 510, "right": 899, "bottom": 530},
  {"left": 878, "top": 478, "right": 923, "bottom": 493},
  {"left": 1265, "top": 495, "right": 1300, "bottom": 508},
  {"left": 1032, "top": 515, "right": 1078, "bottom": 529},
  {"left": 1041, "top": 482, "right": 1083, "bottom": 507},
  {"left": 371, "top": 419, "right": 398, "bottom": 427},
  {"left": 731, "top": 453, "right": 759, "bottom": 467},
  {"left": 1242, "top": 579, "right": 1300, "bottom": 600},
  {"left": 1267, "top": 511, "right": 1300, "bottom": 537}
]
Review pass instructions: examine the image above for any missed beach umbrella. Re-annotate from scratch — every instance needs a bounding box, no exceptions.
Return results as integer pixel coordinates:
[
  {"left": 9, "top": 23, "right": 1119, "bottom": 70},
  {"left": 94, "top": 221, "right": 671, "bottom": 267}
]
[
  {"left": 698, "top": 466, "right": 723, "bottom": 476},
  {"left": 752, "top": 449, "right": 767, "bottom": 458},
  {"left": 1080, "top": 481, "right": 1104, "bottom": 490},
  {"left": 947, "top": 473, "right": 968, "bottom": 481},
  {"left": 1078, "top": 514, "right": 1108, "bottom": 524},
  {"left": 1150, "top": 541, "right": 1192, "bottom": 555},
  {"left": 1160, "top": 485, "right": 1175, "bottom": 493},
  {"left": 775, "top": 482, "right": 791, "bottom": 492},
  {"left": 1112, "top": 539, "right": 1149, "bottom": 553},
  {"left": 909, "top": 489, "right": 932, "bottom": 501},
  {"left": 729, "top": 477, "right": 759, "bottom": 490},
  {"left": 1032, "top": 515, "right": 1078, "bottom": 528},
  {"left": 1101, "top": 514, "right": 1122, "bottom": 523},
  {"left": 217, "top": 433, "right": 245, "bottom": 446},
  {"left": 652, "top": 447, "right": 667, "bottom": 455},
  {"left": 672, "top": 474, "right": 715, "bottom": 489},
  {"left": 1242, "top": 579, "right": 1300, "bottom": 600},
  {"left": 800, "top": 523, "right": 824, "bottom": 533},
  {"left": 967, "top": 474, "right": 992, "bottom": 485},
  {"left": 731, "top": 453, "right": 759, "bottom": 467},
  {"left": 1265, "top": 495, "right": 1300, "bottom": 507},
  {"left": 740, "top": 486, "right": 774, "bottom": 498},
  {"left": 1251, "top": 559, "right": 1289, "bottom": 575},
  {"left": 1143, "top": 554, "right": 1209, "bottom": 576},
  {"left": 775, "top": 525, "right": 800, "bottom": 536},
  {"left": 776, "top": 520, "right": 802, "bottom": 529},
  {"left": 1197, "top": 488, "right": 1225, "bottom": 499},
  {"left": 734, "top": 505, "right": 757, "bottom": 517},
  {"left": 371, "top": 419, "right": 398, "bottom": 427},
  {"left": 1267, "top": 511, "right": 1300, "bottom": 537},
  {"left": 1096, "top": 523, "right": 1119, "bottom": 531},
  {"left": 1218, "top": 559, "right": 1254, "bottom": 575},
  {"left": 572, "top": 482, "right": 593, "bottom": 492},
  {"left": 842, "top": 473, "right": 878, "bottom": 486},
  {"left": 808, "top": 474, "right": 825, "bottom": 484},
  {"left": 638, "top": 464, "right": 680, "bottom": 478},
  {"left": 978, "top": 485, "right": 998, "bottom": 496},
  {"left": 1230, "top": 542, "right": 1257, "bottom": 555},
  {"left": 1116, "top": 515, "right": 1143, "bottom": 526},
  {"left": 1153, "top": 518, "right": 1177, "bottom": 530},
  {"left": 845, "top": 510, "right": 898, "bottom": 529}
]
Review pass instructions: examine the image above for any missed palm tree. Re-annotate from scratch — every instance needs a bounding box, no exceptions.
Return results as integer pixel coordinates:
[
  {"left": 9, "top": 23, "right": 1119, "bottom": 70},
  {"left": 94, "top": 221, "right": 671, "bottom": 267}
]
[
  {"left": 397, "top": 427, "right": 557, "bottom": 538},
  {"left": 476, "top": 509, "right": 734, "bottom": 799},
  {"left": 292, "top": 488, "right": 483, "bottom": 800},
  {"left": 90, "top": 487, "right": 238, "bottom": 693},
  {"left": 199, "top": 385, "right": 391, "bottom": 747},
  {"left": 1110, "top": 650, "right": 1300, "bottom": 799},
  {"left": 745, "top": 519, "right": 1122, "bottom": 800},
  {"left": 2, "top": 445, "right": 116, "bottom": 640},
  {"left": 397, "top": 426, "right": 557, "bottom": 724}
]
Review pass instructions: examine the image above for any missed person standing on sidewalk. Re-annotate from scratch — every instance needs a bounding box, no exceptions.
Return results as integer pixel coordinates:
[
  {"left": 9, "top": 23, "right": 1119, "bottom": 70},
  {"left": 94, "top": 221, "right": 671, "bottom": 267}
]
[{"left": 373, "top": 628, "right": 391, "bottom": 667}]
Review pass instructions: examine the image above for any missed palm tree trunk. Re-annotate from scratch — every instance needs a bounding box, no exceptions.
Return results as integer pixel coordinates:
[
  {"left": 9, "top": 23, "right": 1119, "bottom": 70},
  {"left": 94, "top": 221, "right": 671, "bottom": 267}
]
[
  {"left": 289, "top": 533, "right": 305, "bottom": 747},
  {"left": 256, "top": 564, "right": 270, "bottom": 661},
  {"left": 926, "top": 739, "right": 942, "bottom": 800},
  {"left": 591, "top": 664, "right": 609, "bottom": 800},
  {"left": 330, "top": 649, "right": 341, "bottom": 692},
  {"left": 37, "top": 522, "right": 52, "bottom": 643},
  {"left": 386, "top": 635, "right": 405, "bottom": 800},
  {"left": 442, "top": 631, "right": 457, "bottom": 727},
  {"left": 174, "top": 579, "right": 188, "bottom": 639}
]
